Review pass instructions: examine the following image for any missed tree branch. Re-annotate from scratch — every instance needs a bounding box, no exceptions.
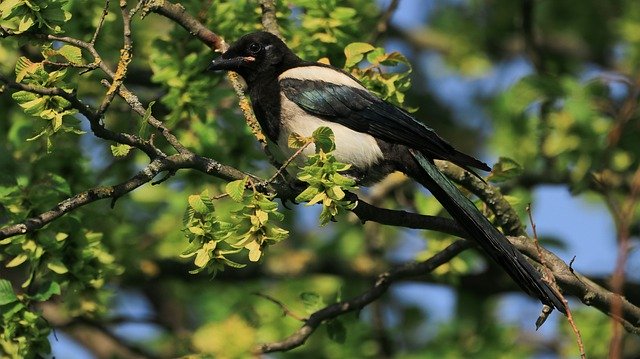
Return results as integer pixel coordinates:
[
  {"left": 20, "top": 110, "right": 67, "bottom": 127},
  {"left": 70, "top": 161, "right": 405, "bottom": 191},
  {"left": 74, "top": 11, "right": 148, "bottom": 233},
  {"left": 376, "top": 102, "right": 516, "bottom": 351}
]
[
  {"left": 0, "top": 153, "right": 251, "bottom": 241},
  {"left": 255, "top": 239, "right": 472, "bottom": 353},
  {"left": 147, "top": 0, "right": 226, "bottom": 51},
  {"left": 435, "top": 160, "right": 526, "bottom": 236},
  {"left": 138, "top": 2, "right": 640, "bottom": 337},
  {"left": 259, "top": 0, "right": 283, "bottom": 40}
]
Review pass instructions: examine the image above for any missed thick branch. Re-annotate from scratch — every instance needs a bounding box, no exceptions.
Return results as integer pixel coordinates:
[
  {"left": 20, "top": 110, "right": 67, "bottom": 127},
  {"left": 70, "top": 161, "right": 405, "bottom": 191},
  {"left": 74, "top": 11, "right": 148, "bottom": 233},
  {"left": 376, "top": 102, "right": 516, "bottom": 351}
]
[
  {"left": 349, "top": 195, "right": 640, "bottom": 333},
  {"left": 0, "top": 153, "right": 250, "bottom": 240},
  {"left": 148, "top": 1, "right": 226, "bottom": 51},
  {"left": 259, "top": 0, "right": 283, "bottom": 39}
]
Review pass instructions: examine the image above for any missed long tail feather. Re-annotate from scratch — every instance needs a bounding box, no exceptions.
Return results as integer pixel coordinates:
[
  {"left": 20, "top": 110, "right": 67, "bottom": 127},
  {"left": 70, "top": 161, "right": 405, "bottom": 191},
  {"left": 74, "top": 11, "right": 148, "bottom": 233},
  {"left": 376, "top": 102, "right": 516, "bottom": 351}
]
[{"left": 409, "top": 150, "right": 565, "bottom": 313}]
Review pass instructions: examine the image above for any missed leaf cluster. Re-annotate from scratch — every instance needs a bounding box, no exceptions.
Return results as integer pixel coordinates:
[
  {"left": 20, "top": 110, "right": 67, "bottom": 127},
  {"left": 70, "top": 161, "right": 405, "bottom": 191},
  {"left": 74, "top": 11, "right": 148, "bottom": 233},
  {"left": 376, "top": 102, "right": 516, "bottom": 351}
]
[
  {"left": 292, "top": 127, "right": 358, "bottom": 226},
  {"left": 0, "top": 0, "right": 71, "bottom": 34},
  {"left": 181, "top": 183, "right": 289, "bottom": 276},
  {"left": 11, "top": 55, "right": 83, "bottom": 151},
  {"left": 342, "top": 42, "right": 413, "bottom": 107}
]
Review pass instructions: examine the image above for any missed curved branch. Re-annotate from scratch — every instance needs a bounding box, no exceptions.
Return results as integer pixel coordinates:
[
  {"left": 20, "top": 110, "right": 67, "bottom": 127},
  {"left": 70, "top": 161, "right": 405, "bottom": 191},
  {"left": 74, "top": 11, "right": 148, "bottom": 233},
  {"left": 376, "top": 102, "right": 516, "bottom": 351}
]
[
  {"left": 349, "top": 196, "right": 640, "bottom": 333},
  {"left": 256, "top": 239, "right": 472, "bottom": 353}
]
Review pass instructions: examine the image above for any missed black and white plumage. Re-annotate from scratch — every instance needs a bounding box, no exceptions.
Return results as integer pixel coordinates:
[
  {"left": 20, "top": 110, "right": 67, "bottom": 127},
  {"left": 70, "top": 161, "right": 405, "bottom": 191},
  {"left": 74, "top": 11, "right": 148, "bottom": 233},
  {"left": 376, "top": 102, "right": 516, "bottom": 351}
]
[{"left": 208, "top": 31, "right": 565, "bottom": 313}]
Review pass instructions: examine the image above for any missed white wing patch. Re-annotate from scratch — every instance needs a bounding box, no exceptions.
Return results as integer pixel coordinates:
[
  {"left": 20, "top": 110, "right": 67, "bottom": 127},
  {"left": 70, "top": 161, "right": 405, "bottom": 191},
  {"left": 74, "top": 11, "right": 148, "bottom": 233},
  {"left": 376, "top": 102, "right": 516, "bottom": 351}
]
[
  {"left": 278, "top": 66, "right": 366, "bottom": 90},
  {"left": 278, "top": 94, "right": 383, "bottom": 168}
]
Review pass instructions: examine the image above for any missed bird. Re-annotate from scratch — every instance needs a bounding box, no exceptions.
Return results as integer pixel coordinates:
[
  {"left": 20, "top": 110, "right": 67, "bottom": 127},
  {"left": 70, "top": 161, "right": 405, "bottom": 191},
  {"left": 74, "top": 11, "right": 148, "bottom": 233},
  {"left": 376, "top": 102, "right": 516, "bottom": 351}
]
[{"left": 207, "top": 31, "right": 565, "bottom": 314}]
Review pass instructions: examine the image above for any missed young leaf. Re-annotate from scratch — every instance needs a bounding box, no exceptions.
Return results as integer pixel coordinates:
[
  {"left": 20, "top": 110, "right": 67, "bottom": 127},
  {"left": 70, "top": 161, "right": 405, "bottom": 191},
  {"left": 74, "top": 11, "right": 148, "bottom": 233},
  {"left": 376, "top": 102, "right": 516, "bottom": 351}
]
[
  {"left": 188, "top": 193, "right": 211, "bottom": 214},
  {"left": 288, "top": 132, "right": 311, "bottom": 149},
  {"left": 110, "top": 144, "right": 132, "bottom": 157},
  {"left": 488, "top": 157, "right": 524, "bottom": 183},
  {"left": 0, "top": 279, "right": 18, "bottom": 305},
  {"left": 15, "top": 57, "right": 41, "bottom": 82},
  {"left": 30, "top": 281, "right": 61, "bottom": 302},
  {"left": 225, "top": 177, "right": 248, "bottom": 202},
  {"left": 46, "top": 260, "right": 68, "bottom": 274},
  {"left": 57, "top": 45, "right": 83, "bottom": 64},
  {"left": 312, "top": 126, "right": 335, "bottom": 153},
  {"left": 6, "top": 254, "right": 28, "bottom": 268},
  {"left": 344, "top": 42, "right": 375, "bottom": 67}
]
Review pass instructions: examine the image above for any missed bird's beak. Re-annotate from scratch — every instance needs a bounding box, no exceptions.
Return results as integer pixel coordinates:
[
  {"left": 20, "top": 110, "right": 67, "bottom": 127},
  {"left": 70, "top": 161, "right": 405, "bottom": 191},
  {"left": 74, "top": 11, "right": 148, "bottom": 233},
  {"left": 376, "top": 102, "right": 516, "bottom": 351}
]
[{"left": 207, "top": 56, "right": 255, "bottom": 72}]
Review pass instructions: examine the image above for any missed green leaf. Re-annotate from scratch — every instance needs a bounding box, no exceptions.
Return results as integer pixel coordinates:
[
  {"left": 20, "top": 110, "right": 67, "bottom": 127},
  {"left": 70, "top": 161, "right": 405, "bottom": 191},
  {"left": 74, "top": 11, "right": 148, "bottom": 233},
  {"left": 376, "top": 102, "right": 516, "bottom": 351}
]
[
  {"left": 188, "top": 226, "right": 206, "bottom": 236},
  {"left": 344, "top": 42, "right": 375, "bottom": 68},
  {"left": 488, "top": 157, "right": 524, "bottom": 183},
  {"left": 6, "top": 254, "right": 28, "bottom": 267},
  {"left": 17, "top": 15, "right": 35, "bottom": 33},
  {"left": 188, "top": 193, "right": 212, "bottom": 214},
  {"left": 57, "top": 45, "right": 83, "bottom": 64},
  {"left": 312, "top": 127, "right": 335, "bottom": 153},
  {"left": 11, "top": 90, "right": 38, "bottom": 104},
  {"left": 15, "top": 57, "right": 41, "bottom": 82},
  {"left": 0, "top": 0, "right": 22, "bottom": 19},
  {"left": 110, "top": 144, "right": 133, "bottom": 157},
  {"left": 288, "top": 132, "right": 310, "bottom": 149},
  {"left": 326, "top": 185, "right": 345, "bottom": 200},
  {"left": 326, "top": 319, "right": 347, "bottom": 343},
  {"left": 0, "top": 279, "right": 18, "bottom": 305},
  {"left": 307, "top": 191, "right": 326, "bottom": 206},
  {"left": 30, "top": 281, "right": 60, "bottom": 301},
  {"left": 21, "top": 97, "right": 47, "bottom": 116},
  {"left": 46, "top": 260, "right": 68, "bottom": 274},
  {"left": 225, "top": 177, "right": 248, "bottom": 202},
  {"left": 295, "top": 185, "right": 319, "bottom": 203},
  {"left": 300, "top": 291, "right": 324, "bottom": 314},
  {"left": 331, "top": 173, "right": 355, "bottom": 187},
  {"left": 139, "top": 101, "right": 155, "bottom": 137}
]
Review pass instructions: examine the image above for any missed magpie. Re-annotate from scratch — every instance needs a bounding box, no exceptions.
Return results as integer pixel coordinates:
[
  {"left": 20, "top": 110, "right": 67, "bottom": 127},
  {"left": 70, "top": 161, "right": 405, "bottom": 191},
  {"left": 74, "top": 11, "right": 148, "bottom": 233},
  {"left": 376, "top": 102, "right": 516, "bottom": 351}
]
[{"left": 207, "top": 31, "right": 565, "bottom": 313}]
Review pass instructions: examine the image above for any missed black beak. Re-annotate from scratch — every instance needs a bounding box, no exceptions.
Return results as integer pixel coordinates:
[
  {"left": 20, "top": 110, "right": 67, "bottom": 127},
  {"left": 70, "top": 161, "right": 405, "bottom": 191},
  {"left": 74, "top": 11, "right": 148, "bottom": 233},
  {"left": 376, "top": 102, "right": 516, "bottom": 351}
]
[{"left": 207, "top": 56, "right": 255, "bottom": 72}]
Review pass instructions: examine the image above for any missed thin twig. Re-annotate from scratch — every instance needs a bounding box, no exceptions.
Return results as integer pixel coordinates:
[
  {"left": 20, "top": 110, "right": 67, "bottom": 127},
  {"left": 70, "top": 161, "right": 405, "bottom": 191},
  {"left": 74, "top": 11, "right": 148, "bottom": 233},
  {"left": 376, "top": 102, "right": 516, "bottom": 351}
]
[
  {"left": 0, "top": 153, "right": 252, "bottom": 240},
  {"left": 267, "top": 141, "right": 312, "bottom": 183},
  {"left": 97, "top": 0, "right": 133, "bottom": 117},
  {"left": 253, "top": 292, "right": 306, "bottom": 321},
  {"left": 91, "top": 0, "right": 111, "bottom": 44},
  {"left": 527, "top": 205, "right": 585, "bottom": 358},
  {"left": 609, "top": 165, "right": 640, "bottom": 357},
  {"left": 371, "top": 0, "right": 400, "bottom": 42},
  {"left": 0, "top": 74, "right": 163, "bottom": 158}
]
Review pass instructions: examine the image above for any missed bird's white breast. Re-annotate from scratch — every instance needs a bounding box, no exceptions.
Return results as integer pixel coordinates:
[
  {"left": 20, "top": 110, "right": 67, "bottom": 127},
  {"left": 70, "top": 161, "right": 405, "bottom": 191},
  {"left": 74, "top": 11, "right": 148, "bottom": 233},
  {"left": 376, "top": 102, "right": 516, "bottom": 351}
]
[
  {"left": 276, "top": 66, "right": 383, "bottom": 168},
  {"left": 277, "top": 94, "right": 384, "bottom": 169}
]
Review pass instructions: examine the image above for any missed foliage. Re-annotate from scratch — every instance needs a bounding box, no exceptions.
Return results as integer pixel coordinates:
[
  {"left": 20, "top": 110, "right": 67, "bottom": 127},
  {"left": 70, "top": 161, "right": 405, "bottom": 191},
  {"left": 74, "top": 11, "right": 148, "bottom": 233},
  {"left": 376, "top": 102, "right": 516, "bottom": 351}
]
[
  {"left": 0, "top": 0, "right": 71, "bottom": 34},
  {"left": 0, "top": 0, "right": 638, "bottom": 358},
  {"left": 0, "top": 279, "right": 55, "bottom": 359},
  {"left": 181, "top": 184, "right": 288, "bottom": 275},
  {"left": 292, "top": 127, "right": 358, "bottom": 226},
  {"left": 342, "top": 42, "right": 412, "bottom": 107}
]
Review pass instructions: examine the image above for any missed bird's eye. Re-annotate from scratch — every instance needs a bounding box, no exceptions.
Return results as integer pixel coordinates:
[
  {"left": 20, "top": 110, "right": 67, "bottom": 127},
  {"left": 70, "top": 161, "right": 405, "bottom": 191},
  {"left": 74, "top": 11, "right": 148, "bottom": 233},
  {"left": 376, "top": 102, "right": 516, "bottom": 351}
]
[{"left": 248, "top": 42, "right": 262, "bottom": 54}]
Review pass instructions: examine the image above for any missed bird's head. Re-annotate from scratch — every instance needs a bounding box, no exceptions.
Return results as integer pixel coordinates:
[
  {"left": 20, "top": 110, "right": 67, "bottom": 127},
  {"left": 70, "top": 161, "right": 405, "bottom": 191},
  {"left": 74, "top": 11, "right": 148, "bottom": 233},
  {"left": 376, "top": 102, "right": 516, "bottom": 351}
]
[{"left": 207, "top": 31, "right": 300, "bottom": 86}]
